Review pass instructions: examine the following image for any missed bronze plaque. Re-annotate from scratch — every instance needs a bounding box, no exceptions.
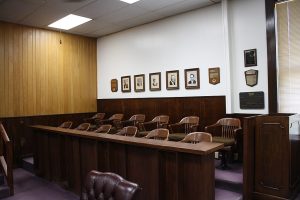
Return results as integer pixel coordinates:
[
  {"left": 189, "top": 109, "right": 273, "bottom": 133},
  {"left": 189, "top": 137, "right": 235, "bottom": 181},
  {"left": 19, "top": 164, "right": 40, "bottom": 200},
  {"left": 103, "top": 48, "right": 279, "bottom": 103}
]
[
  {"left": 239, "top": 91, "right": 264, "bottom": 109},
  {"left": 209, "top": 67, "right": 220, "bottom": 85},
  {"left": 111, "top": 79, "right": 118, "bottom": 92},
  {"left": 245, "top": 69, "right": 258, "bottom": 87}
]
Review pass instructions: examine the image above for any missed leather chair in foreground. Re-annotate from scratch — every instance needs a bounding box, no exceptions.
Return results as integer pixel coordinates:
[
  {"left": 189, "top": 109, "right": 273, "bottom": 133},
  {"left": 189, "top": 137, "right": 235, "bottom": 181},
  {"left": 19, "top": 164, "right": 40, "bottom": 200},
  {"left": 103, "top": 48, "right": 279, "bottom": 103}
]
[{"left": 81, "top": 170, "right": 140, "bottom": 200}]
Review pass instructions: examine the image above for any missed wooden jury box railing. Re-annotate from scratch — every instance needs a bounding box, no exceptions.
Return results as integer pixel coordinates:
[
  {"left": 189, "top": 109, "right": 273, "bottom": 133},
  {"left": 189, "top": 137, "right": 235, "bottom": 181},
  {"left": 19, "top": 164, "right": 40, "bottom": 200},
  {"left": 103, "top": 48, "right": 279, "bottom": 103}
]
[
  {"left": 32, "top": 125, "right": 223, "bottom": 200},
  {"left": 0, "top": 123, "right": 14, "bottom": 196}
]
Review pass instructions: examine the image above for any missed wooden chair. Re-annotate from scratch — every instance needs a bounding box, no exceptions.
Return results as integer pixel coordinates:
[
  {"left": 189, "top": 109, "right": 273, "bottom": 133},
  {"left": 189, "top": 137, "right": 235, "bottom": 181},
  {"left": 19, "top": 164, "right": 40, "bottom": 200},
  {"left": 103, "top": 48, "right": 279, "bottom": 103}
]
[
  {"left": 94, "top": 124, "right": 112, "bottom": 134},
  {"left": 116, "top": 126, "right": 138, "bottom": 137},
  {"left": 144, "top": 128, "right": 169, "bottom": 140},
  {"left": 180, "top": 132, "right": 212, "bottom": 143},
  {"left": 138, "top": 115, "right": 169, "bottom": 137},
  {"left": 84, "top": 113, "right": 105, "bottom": 124},
  {"left": 112, "top": 114, "right": 146, "bottom": 134},
  {"left": 75, "top": 123, "right": 91, "bottom": 131},
  {"left": 59, "top": 121, "right": 73, "bottom": 129},
  {"left": 95, "top": 114, "right": 124, "bottom": 126},
  {"left": 205, "top": 118, "right": 242, "bottom": 169},
  {"left": 168, "top": 116, "right": 199, "bottom": 141}
]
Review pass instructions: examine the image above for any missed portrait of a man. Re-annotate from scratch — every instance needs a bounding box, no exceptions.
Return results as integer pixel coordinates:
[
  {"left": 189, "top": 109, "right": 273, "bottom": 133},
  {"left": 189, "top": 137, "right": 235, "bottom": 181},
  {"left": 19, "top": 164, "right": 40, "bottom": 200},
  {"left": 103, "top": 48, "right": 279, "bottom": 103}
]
[
  {"left": 185, "top": 68, "right": 199, "bottom": 89},
  {"left": 166, "top": 70, "right": 179, "bottom": 90}
]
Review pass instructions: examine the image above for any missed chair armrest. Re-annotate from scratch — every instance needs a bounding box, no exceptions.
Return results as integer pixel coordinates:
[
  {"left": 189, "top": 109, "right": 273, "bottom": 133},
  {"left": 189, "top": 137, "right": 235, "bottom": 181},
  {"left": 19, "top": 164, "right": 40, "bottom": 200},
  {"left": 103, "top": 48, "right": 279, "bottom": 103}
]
[
  {"left": 190, "top": 124, "right": 199, "bottom": 132},
  {"left": 95, "top": 119, "right": 113, "bottom": 125},
  {"left": 159, "top": 123, "right": 169, "bottom": 129},
  {"left": 234, "top": 128, "right": 243, "bottom": 141},
  {"left": 168, "top": 123, "right": 184, "bottom": 134},
  {"left": 205, "top": 124, "right": 222, "bottom": 137},
  {"left": 139, "top": 121, "right": 157, "bottom": 131}
]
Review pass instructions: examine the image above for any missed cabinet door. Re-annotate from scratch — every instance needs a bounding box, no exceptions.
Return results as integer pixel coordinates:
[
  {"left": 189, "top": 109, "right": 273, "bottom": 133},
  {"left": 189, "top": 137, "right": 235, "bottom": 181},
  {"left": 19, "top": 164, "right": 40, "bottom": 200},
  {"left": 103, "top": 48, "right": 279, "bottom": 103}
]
[{"left": 254, "top": 117, "right": 290, "bottom": 198}]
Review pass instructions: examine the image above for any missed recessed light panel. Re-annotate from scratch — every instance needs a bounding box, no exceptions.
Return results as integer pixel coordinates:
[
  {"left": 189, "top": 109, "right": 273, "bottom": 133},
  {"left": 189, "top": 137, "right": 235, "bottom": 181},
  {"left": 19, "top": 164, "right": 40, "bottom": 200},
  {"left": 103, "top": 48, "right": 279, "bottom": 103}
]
[
  {"left": 48, "top": 14, "right": 92, "bottom": 30},
  {"left": 119, "top": 0, "right": 140, "bottom": 4}
]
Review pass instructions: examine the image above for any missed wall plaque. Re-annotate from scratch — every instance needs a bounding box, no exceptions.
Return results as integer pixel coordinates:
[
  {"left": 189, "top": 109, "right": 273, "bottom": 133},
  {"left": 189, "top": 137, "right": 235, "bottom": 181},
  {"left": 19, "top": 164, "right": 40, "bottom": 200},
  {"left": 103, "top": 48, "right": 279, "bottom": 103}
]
[
  {"left": 245, "top": 69, "right": 258, "bottom": 87},
  {"left": 239, "top": 91, "right": 264, "bottom": 109},
  {"left": 208, "top": 67, "right": 220, "bottom": 85},
  {"left": 111, "top": 79, "right": 118, "bottom": 92}
]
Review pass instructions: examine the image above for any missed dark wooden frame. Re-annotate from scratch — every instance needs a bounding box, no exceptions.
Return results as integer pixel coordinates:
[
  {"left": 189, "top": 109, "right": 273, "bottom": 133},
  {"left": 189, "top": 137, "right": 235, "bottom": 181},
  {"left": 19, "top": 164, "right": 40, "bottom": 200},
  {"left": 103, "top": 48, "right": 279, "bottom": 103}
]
[
  {"left": 184, "top": 68, "right": 200, "bottom": 89},
  {"left": 121, "top": 76, "right": 131, "bottom": 93},
  {"left": 166, "top": 70, "right": 179, "bottom": 90},
  {"left": 149, "top": 72, "right": 161, "bottom": 91},
  {"left": 266, "top": 0, "right": 278, "bottom": 113},
  {"left": 134, "top": 74, "right": 145, "bottom": 92},
  {"left": 0, "top": 123, "right": 14, "bottom": 195},
  {"left": 244, "top": 49, "right": 257, "bottom": 67}
]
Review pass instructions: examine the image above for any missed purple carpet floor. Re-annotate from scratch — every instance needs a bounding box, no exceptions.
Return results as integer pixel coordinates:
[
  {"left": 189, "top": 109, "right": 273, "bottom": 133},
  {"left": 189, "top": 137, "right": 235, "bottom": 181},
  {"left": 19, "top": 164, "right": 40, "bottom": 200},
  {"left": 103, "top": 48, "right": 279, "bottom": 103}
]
[
  {"left": 5, "top": 165, "right": 299, "bottom": 200},
  {"left": 2, "top": 169, "right": 79, "bottom": 200}
]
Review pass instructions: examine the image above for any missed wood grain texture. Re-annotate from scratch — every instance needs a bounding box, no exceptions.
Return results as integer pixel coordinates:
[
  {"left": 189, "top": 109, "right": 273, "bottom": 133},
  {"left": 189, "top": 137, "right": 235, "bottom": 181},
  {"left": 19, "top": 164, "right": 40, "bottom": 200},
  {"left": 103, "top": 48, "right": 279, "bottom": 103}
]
[
  {"left": 0, "top": 21, "right": 97, "bottom": 117},
  {"left": 97, "top": 96, "right": 226, "bottom": 131},
  {"left": 0, "top": 112, "right": 96, "bottom": 166},
  {"left": 33, "top": 126, "right": 222, "bottom": 200},
  {"left": 265, "top": 0, "right": 278, "bottom": 113}
]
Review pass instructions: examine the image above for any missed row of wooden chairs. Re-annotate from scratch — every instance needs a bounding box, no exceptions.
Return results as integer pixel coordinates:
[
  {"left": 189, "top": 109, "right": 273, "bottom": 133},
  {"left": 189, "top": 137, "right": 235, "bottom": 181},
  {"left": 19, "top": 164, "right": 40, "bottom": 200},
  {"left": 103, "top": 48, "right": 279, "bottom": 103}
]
[{"left": 60, "top": 113, "right": 242, "bottom": 169}]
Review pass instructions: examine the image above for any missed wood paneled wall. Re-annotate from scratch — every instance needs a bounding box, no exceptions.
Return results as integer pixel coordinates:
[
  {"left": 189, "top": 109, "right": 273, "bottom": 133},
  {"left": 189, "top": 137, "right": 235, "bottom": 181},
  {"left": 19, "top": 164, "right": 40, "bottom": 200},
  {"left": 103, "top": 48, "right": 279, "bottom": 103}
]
[
  {"left": 0, "top": 112, "right": 96, "bottom": 166},
  {"left": 97, "top": 96, "right": 226, "bottom": 131},
  {"left": 0, "top": 21, "right": 97, "bottom": 118}
]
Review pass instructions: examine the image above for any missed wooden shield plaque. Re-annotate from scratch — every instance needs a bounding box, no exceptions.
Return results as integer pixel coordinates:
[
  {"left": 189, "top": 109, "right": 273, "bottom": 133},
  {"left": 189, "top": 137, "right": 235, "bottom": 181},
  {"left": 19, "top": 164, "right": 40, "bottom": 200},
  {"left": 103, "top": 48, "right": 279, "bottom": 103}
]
[
  {"left": 209, "top": 67, "right": 220, "bottom": 85},
  {"left": 111, "top": 79, "right": 118, "bottom": 92},
  {"left": 245, "top": 69, "right": 258, "bottom": 87}
]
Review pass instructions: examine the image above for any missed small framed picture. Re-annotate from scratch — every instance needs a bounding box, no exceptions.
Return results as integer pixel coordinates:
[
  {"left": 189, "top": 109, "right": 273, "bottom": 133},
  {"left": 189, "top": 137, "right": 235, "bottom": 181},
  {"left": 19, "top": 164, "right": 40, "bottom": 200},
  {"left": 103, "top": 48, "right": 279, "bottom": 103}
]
[
  {"left": 185, "top": 68, "right": 200, "bottom": 89},
  {"left": 244, "top": 49, "right": 257, "bottom": 67},
  {"left": 166, "top": 70, "right": 179, "bottom": 90},
  {"left": 134, "top": 74, "right": 145, "bottom": 92},
  {"left": 121, "top": 76, "right": 131, "bottom": 93},
  {"left": 149, "top": 72, "right": 161, "bottom": 91}
]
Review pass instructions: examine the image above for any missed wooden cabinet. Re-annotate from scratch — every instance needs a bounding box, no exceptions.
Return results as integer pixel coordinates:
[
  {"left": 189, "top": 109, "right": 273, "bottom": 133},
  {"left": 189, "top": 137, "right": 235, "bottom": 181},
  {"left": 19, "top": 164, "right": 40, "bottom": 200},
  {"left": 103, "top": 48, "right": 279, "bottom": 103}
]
[{"left": 254, "top": 114, "right": 300, "bottom": 200}]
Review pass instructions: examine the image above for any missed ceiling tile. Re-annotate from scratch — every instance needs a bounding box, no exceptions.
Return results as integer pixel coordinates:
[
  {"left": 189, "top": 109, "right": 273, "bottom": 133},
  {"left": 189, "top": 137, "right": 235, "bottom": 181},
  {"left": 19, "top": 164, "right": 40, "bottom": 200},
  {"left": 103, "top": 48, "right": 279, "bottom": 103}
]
[
  {"left": 90, "top": 24, "right": 125, "bottom": 36},
  {"left": 0, "top": 0, "right": 46, "bottom": 22},
  {"left": 116, "top": 12, "right": 165, "bottom": 29},
  {"left": 99, "top": 4, "right": 150, "bottom": 24},
  {"left": 74, "top": 0, "right": 129, "bottom": 19},
  {"left": 154, "top": 0, "right": 214, "bottom": 18},
  {"left": 135, "top": 0, "right": 185, "bottom": 11},
  {"left": 71, "top": 18, "right": 113, "bottom": 33}
]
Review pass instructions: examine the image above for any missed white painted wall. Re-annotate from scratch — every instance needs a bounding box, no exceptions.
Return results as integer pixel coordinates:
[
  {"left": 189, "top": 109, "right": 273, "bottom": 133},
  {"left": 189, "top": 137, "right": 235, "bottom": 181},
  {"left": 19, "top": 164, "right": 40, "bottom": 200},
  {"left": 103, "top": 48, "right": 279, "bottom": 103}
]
[
  {"left": 97, "top": 0, "right": 269, "bottom": 114},
  {"left": 97, "top": 3, "right": 228, "bottom": 99},
  {"left": 228, "top": 0, "right": 269, "bottom": 114}
]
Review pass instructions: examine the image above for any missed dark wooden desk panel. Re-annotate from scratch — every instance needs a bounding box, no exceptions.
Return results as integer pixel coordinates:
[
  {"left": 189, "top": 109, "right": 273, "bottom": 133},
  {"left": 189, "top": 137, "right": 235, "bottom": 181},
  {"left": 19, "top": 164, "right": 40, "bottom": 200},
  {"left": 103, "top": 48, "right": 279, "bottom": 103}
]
[{"left": 32, "top": 125, "right": 223, "bottom": 200}]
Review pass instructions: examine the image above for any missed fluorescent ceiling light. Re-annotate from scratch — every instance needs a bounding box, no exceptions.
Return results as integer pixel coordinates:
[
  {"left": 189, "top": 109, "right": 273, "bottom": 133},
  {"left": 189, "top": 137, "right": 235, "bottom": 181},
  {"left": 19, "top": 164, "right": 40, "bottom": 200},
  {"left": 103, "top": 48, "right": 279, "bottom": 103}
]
[
  {"left": 119, "top": 0, "right": 140, "bottom": 4},
  {"left": 48, "top": 14, "right": 92, "bottom": 30}
]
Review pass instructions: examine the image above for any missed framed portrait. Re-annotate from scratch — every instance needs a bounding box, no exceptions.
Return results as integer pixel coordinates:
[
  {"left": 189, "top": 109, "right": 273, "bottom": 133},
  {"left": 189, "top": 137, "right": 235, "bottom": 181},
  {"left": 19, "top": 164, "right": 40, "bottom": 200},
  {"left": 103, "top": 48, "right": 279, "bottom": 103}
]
[
  {"left": 121, "top": 76, "right": 131, "bottom": 93},
  {"left": 134, "top": 74, "right": 145, "bottom": 92},
  {"left": 166, "top": 70, "right": 179, "bottom": 90},
  {"left": 244, "top": 49, "right": 257, "bottom": 67},
  {"left": 149, "top": 72, "right": 161, "bottom": 91},
  {"left": 185, "top": 68, "right": 200, "bottom": 89}
]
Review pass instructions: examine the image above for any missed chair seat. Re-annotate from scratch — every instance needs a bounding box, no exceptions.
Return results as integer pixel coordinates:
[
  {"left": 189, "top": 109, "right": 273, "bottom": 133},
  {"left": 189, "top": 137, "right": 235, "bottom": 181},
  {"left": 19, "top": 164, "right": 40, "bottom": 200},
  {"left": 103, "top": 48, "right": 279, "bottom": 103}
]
[
  {"left": 168, "top": 133, "right": 186, "bottom": 141},
  {"left": 212, "top": 137, "right": 235, "bottom": 146},
  {"left": 137, "top": 131, "right": 149, "bottom": 137}
]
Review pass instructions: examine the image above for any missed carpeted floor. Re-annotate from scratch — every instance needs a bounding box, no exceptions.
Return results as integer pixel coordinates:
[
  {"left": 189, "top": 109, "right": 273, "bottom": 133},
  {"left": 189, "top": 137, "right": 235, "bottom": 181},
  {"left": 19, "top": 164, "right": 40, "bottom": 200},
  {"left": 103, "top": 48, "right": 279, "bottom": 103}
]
[
  {"left": 5, "top": 164, "right": 299, "bottom": 200},
  {"left": 2, "top": 169, "right": 79, "bottom": 200},
  {"left": 3, "top": 166, "right": 243, "bottom": 200}
]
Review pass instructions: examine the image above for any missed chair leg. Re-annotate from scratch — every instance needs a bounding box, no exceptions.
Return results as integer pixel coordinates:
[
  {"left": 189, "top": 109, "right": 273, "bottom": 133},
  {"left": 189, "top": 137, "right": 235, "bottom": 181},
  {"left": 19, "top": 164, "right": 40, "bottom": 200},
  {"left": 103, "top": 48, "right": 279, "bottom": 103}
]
[{"left": 219, "top": 150, "right": 229, "bottom": 170}]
